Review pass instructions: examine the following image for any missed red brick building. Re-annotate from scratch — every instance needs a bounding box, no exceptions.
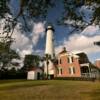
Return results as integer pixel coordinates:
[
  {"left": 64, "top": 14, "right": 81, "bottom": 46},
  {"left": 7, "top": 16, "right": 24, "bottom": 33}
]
[
  {"left": 56, "top": 48, "right": 81, "bottom": 77},
  {"left": 95, "top": 59, "right": 100, "bottom": 69},
  {"left": 55, "top": 49, "right": 100, "bottom": 78}
]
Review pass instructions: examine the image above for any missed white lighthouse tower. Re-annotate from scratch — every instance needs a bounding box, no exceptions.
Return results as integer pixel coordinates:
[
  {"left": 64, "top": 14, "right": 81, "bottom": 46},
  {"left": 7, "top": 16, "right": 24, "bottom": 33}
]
[{"left": 44, "top": 25, "right": 55, "bottom": 79}]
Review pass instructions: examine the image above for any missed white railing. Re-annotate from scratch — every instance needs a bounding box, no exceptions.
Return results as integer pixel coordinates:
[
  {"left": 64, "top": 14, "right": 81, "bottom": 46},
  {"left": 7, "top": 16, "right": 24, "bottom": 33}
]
[{"left": 81, "top": 73, "right": 90, "bottom": 78}]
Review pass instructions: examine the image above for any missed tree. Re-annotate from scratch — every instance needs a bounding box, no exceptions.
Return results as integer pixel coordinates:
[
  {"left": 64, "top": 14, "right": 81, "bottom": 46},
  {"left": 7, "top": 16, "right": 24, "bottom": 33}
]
[
  {"left": 0, "top": 0, "right": 100, "bottom": 71},
  {"left": 43, "top": 54, "right": 57, "bottom": 79},
  {"left": 0, "top": 40, "right": 20, "bottom": 69},
  {"left": 23, "top": 54, "right": 41, "bottom": 71},
  {"left": 0, "top": 0, "right": 53, "bottom": 70},
  {"left": 0, "top": 0, "right": 54, "bottom": 37},
  {"left": 1, "top": 0, "right": 100, "bottom": 37},
  {"left": 0, "top": 0, "right": 10, "bottom": 19},
  {"left": 58, "top": 0, "right": 100, "bottom": 34}
]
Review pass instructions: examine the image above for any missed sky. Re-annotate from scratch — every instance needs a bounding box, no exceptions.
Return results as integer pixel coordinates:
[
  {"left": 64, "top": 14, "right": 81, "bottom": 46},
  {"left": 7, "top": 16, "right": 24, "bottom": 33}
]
[{"left": 0, "top": 0, "right": 100, "bottom": 64}]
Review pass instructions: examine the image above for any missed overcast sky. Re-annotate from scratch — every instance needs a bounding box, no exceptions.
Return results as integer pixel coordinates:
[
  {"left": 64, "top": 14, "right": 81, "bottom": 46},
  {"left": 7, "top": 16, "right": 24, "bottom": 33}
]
[{"left": 1, "top": 0, "right": 100, "bottom": 63}]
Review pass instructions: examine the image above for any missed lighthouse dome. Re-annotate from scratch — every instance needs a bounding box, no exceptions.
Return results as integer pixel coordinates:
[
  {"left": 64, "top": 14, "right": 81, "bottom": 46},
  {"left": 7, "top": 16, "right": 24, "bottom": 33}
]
[{"left": 46, "top": 25, "right": 55, "bottom": 32}]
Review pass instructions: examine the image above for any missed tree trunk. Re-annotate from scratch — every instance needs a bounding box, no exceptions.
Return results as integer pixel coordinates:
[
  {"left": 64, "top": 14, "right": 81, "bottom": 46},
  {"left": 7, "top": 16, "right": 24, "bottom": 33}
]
[{"left": 46, "top": 60, "right": 49, "bottom": 79}]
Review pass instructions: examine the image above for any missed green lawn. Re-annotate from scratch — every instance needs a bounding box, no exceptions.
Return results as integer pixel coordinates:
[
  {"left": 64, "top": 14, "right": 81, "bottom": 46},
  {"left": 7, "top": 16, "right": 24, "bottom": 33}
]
[{"left": 0, "top": 80, "right": 100, "bottom": 100}]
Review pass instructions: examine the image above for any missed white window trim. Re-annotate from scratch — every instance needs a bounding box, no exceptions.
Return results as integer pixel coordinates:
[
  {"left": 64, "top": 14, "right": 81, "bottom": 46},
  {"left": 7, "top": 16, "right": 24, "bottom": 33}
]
[
  {"left": 69, "top": 67, "right": 75, "bottom": 75},
  {"left": 58, "top": 67, "right": 62, "bottom": 75}
]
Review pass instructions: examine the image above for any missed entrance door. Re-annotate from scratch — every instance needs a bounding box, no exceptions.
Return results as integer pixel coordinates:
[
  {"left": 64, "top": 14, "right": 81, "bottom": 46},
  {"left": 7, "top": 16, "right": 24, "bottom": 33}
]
[
  {"left": 37, "top": 72, "right": 41, "bottom": 80},
  {"left": 50, "top": 75, "right": 54, "bottom": 79}
]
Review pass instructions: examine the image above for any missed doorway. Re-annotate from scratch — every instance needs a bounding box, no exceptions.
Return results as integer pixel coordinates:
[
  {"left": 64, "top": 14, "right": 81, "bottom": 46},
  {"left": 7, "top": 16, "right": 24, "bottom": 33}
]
[{"left": 37, "top": 72, "right": 41, "bottom": 80}]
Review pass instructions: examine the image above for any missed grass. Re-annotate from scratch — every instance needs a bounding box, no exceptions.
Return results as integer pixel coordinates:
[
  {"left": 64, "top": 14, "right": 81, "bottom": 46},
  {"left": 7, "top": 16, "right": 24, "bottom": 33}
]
[{"left": 0, "top": 80, "right": 100, "bottom": 100}]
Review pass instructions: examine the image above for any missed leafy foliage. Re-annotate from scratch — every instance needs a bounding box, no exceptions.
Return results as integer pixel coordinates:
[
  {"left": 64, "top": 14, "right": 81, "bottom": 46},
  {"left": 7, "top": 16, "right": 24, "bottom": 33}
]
[
  {"left": 23, "top": 54, "right": 41, "bottom": 71},
  {"left": 0, "top": 0, "right": 54, "bottom": 36},
  {"left": 0, "top": 0, "right": 54, "bottom": 69},
  {"left": 0, "top": 68, "right": 27, "bottom": 79},
  {"left": 60, "top": 0, "right": 100, "bottom": 34},
  {"left": 0, "top": 0, "right": 100, "bottom": 36},
  {"left": 0, "top": 0, "right": 100, "bottom": 70},
  {"left": 0, "top": 0, "right": 10, "bottom": 18},
  {"left": 0, "top": 41, "right": 20, "bottom": 69},
  {"left": 17, "top": 0, "right": 54, "bottom": 18}
]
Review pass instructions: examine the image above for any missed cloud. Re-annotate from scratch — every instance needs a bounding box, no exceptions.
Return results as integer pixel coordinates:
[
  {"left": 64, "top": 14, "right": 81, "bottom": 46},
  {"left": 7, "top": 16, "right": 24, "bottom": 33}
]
[
  {"left": 67, "top": 34, "right": 100, "bottom": 54},
  {"left": 10, "top": 21, "right": 46, "bottom": 57},
  {"left": 32, "top": 22, "right": 45, "bottom": 46},
  {"left": 81, "top": 25, "right": 100, "bottom": 36},
  {"left": 10, "top": 22, "right": 45, "bottom": 67},
  {"left": 55, "top": 25, "right": 100, "bottom": 57},
  {"left": 10, "top": 23, "right": 32, "bottom": 58},
  {"left": 79, "top": 5, "right": 94, "bottom": 23},
  {"left": 0, "top": 17, "right": 45, "bottom": 59}
]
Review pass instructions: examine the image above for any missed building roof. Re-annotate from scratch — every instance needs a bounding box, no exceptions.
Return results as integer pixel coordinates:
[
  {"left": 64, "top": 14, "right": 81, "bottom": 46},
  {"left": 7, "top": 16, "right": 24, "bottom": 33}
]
[
  {"left": 76, "top": 52, "right": 89, "bottom": 64},
  {"left": 46, "top": 25, "right": 55, "bottom": 32},
  {"left": 58, "top": 47, "right": 79, "bottom": 58},
  {"left": 76, "top": 52, "right": 100, "bottom": 70},
  {"left": 28, "top": 67, "right": 43, "bottom": 71},
  {"left": 59, "top": 47, "right": 67, "bottom": 54},
  {"left": 90, "top": 63, "right": 100, "bottom": 70}
]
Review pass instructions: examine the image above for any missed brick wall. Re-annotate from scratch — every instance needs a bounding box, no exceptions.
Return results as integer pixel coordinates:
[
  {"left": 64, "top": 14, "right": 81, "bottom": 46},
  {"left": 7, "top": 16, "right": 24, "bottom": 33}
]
[
  {"left": 56, "top": 53, "right": 81, "bottom": 77},
  {"left": 95, "top": 60, "right": 100, "bottom": 69}
]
